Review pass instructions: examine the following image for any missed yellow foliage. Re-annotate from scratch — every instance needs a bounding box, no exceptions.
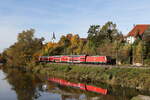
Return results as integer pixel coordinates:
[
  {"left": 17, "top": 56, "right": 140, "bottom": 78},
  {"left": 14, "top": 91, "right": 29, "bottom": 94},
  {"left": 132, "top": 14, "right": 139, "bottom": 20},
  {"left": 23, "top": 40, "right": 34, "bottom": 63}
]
[
  {"left": 32, "top": 50, "right": 42, "bottom": 61},
  {"left": 70, "top": 34, "right": 80, "bottom": 54},
  {"left": 47, "top": 42, "right": 57, "bottom": 48},
  {"left": 44, "top": 42, "right": 57, "bottom": 51}
]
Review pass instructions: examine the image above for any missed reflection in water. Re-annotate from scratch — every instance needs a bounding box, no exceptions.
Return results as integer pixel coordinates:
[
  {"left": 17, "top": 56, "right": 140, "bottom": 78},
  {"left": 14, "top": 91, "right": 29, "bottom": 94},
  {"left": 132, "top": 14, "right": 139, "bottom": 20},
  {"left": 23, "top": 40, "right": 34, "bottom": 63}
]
[
  {"left": 0, "top": 68, "right": 150, "bottom": 100},
  {"left": 2, "top": 68, "right": 42, "bottom": 100},
  {"left": 48, "top": 78, "right": 107, "bottom": 95}
]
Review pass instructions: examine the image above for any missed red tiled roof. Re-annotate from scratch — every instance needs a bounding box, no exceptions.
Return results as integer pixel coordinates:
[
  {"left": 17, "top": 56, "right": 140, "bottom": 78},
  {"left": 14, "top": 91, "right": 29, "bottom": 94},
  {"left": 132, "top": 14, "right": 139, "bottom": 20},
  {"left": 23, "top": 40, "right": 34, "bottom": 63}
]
[{"left": 127, "top": 24, "right": 150, "bottom": 37}]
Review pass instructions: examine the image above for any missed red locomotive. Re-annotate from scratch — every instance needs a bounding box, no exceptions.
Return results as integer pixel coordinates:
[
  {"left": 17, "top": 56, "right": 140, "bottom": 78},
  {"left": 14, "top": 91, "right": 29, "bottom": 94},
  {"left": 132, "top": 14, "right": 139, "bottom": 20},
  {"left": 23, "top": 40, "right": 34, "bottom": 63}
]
[{"left": 39, "top": 55, "right": 115, "bottom": 64}]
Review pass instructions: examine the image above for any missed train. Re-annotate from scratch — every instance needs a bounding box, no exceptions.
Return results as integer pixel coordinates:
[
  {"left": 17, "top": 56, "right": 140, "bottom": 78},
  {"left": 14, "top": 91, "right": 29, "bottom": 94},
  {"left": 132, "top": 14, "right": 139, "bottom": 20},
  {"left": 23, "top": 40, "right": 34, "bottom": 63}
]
[{"left": 39, "top": 55, "right": 115, "bottom": 65}]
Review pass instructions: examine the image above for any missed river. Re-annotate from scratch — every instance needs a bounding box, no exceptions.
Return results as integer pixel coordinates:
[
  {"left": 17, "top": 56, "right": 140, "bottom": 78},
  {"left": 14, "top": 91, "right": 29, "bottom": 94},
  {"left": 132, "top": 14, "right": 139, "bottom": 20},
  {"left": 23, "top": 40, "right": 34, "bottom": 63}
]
[{"left": 0, "top": 67, "right": 150, "bottom": 100}]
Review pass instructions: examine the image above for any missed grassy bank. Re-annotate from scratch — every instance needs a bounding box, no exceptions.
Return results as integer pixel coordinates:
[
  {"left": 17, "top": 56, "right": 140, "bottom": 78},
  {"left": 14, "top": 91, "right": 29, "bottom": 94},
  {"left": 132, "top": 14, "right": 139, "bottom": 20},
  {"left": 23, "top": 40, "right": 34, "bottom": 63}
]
[{"left": 28, "top": 63, "right": 150, "bottom": 91}]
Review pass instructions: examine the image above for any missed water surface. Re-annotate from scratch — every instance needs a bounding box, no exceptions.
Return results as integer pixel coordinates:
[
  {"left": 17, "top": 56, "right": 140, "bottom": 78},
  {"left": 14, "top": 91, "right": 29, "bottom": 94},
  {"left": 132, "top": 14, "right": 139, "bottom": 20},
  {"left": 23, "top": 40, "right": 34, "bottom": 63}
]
[{"left": 0, "top": 68, "right": 149, "bottom": 100}]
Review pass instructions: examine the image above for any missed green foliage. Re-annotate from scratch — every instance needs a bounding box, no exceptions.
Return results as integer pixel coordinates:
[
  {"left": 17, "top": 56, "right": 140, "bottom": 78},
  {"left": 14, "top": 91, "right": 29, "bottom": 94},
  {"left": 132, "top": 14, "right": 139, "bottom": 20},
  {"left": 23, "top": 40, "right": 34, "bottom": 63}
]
[
  {"left": 100, "top": 21, "right": 119, "bottom": 42},
  {"left": 83, "top": 41, "right": 97, "bottom": 55},
  {"left": 85, "top": 21, "right": 122, "bottom": 55},
  {"left": 143, "top": 39, "right": 150, "bottom": 61}
]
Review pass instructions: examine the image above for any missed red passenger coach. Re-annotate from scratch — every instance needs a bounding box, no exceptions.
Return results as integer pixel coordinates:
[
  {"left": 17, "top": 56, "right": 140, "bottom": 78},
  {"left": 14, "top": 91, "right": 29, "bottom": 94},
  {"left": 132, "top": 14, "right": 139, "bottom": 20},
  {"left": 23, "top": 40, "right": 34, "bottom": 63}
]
[
  {"left": 49, "top": 56, "right": 54, "bottom": 62},
  {"left": 67, "top": 55, "right": 86, "bottom": 63},
  {"left": 61, "top": 56, "right": 69, "bottom": 62},
  {"left": 86, "top": 56, "right": 107, "bottom": 64},
  {"left": 53, "top": 56, "right": 61, "bottom": 62},
  {"left": 39, "top": 56, "right": 54, "bottom": 62},
  {"left": 39, "top": 56, "right": 49, "bottom": 62},
  {"left": 78, "top": 55, "right": 86, "bottom": 63}
]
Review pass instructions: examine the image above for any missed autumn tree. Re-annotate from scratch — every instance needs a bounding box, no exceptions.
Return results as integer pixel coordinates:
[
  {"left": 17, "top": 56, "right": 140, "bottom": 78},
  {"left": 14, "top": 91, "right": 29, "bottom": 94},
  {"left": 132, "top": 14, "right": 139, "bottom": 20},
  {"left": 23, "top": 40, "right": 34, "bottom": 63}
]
[
  {"left": 69, "top": 34, "right": 80, "bottom": 54},
  {"left": 58, "top": 35, "right": 71, "bottom": 54},
  {"left": 76, "top": 39, "right": 87, "bottom": 54},
  {"left": 3, "top": 29, "right": 44, "bottom": 67},
  {"left": 42, "top": 42, "right": 58, "bottom": 55}
]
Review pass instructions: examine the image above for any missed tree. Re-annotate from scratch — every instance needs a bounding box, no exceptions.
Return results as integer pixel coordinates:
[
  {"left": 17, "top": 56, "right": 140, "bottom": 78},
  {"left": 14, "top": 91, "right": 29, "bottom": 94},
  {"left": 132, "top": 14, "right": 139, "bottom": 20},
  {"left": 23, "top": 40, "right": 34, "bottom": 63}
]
[
  {"left": 101, "top": 21, "right": 119, "bottom": 43},
  {"left": 70, "top": 34, "right": 80, "bottom": 54},
  {"left": 87, "top": 25, "right": 100, "bottom": 40},
  {"left": 76, "top": 39, "right": 87, "bottom": 54},
  {"left": 142, "top": 27, "right": 150, "bottom": 65},
  {"left": 87, "top": 25, "right": 101, "bottom": 46},
  {"left": 86, "top": 21, "right": 120, "bottom": 55},
  {"left": 58, "top": 35, "right": 70, "bottom": 47},
  {"left": 58, "top": 35, "right": 71, "bottom": 54},
  {"left": 43, "top": 42, "right": 58, "bottom": 55},
  {"left": 3, "top": 29, "right": 44, "bottom": 67},
  {"left": 86, "top": 25, "right": 101, "bottom": 54}
]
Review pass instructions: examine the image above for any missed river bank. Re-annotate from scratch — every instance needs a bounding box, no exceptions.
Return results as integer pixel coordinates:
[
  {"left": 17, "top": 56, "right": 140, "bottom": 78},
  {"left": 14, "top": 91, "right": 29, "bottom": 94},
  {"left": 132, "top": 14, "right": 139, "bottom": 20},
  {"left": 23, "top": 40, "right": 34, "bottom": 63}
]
[{"left": 27, "top": 63, "right": 150, "bottom": 91}]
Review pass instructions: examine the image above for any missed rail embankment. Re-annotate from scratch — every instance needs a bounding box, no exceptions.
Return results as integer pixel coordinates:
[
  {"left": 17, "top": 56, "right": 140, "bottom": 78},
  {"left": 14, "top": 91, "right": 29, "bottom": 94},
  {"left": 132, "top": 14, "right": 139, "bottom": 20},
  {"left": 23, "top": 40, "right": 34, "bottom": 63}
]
[{"left": 28, "top": 63, "right": 150, "bottom": 91}]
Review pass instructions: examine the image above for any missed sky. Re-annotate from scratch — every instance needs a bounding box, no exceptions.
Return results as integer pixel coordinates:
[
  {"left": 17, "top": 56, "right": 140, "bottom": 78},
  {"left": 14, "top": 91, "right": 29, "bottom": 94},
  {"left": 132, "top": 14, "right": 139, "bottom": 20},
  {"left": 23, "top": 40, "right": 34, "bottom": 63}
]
[{"left": 0, "top": 0, "right": 150, "bottom": 52}]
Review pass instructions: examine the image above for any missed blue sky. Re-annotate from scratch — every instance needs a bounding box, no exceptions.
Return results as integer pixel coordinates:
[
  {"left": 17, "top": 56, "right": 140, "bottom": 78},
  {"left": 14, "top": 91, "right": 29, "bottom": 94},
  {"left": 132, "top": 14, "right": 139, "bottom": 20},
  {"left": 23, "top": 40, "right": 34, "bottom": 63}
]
[{"left": 0, "top": 0, "right": 150, "bottom": 52}]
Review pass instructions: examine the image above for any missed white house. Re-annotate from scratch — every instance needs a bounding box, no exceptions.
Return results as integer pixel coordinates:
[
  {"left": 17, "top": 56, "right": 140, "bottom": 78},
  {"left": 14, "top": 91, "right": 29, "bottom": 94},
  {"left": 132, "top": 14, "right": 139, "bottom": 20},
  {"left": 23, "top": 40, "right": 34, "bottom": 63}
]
[{"left": 126, "top": 24, "right": 150, "bottom": 44}]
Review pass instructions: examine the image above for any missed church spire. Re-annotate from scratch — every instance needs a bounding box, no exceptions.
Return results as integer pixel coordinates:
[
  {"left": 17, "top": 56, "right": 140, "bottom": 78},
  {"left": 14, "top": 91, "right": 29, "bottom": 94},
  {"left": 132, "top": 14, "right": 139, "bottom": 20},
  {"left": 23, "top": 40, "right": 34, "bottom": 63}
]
[{"left": 52, "top": 32, "right": 56, "bottom": 42}]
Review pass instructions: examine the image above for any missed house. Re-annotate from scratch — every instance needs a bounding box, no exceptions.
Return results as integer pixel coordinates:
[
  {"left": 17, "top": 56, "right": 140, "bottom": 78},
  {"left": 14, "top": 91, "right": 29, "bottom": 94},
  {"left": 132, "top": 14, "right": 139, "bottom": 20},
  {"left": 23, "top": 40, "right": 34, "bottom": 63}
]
[{"left": 126, "top": 24, "right": 150, "bottom": 44}]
